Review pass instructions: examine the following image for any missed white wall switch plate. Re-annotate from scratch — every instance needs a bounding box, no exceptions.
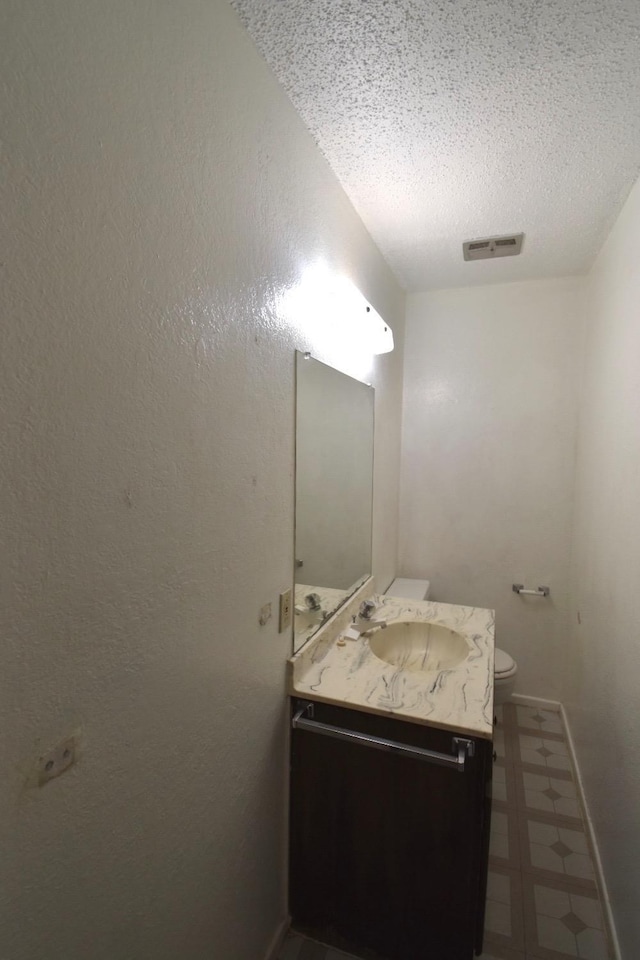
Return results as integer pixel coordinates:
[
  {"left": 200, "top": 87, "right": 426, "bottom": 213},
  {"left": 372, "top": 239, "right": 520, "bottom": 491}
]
[{"left": 279, "top": 589, "right": 292, "bottom": 632}]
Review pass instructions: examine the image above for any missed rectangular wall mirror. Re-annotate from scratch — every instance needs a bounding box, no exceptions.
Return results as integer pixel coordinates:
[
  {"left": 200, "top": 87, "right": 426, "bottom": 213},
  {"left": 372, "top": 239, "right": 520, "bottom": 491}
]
[{"left": 294, "top": 351, "right": 374, "bottom": 652}]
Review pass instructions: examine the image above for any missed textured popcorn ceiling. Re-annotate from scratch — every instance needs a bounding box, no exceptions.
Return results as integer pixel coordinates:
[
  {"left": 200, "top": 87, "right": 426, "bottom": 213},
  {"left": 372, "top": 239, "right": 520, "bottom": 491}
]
[{"left": 230, "top": 0, "right": 640, "bottom": 290}]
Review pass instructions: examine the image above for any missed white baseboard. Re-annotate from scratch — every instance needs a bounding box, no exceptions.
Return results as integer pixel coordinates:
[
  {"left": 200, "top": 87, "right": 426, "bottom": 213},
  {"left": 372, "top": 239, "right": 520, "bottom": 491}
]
[
  {"left": 509, "top": 692, "right": 562, "bottom": 712},
  {"left": 264, "top": 917, "right": 290, "bottom": 960},
  {"left": 559, "top": 704, "right": 621, "bottom": 960}
]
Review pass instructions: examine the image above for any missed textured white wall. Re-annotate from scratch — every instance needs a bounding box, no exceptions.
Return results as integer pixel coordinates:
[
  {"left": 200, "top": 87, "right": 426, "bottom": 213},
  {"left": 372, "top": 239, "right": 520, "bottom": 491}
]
[
  {"left": 564, "top": 176, "right": 640, "bottom": 958},
  {"left": 372, "top": 346, "right": 405, "bottom": 595},
  {"left": 399, "top": 278, "right": 584, "bottom": 698},
  {"left": 0, "top": 2, "right": 404, "bottom": 958}
]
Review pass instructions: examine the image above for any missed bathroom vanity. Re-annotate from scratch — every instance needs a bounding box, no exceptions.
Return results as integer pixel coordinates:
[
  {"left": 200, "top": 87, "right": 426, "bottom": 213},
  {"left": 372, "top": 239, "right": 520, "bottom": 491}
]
[
  {"left": 290, "top": 353, "right": 495, "bottom": 958},
  {"left": 287, "top": 593, "right": 495, "bottom": 960}
]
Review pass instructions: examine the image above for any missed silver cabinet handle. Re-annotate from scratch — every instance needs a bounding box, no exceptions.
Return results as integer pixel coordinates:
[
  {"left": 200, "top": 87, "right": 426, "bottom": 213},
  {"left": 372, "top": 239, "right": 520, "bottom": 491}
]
[{"left": 292, "top": 702, "right": 475, "bottom": 773}]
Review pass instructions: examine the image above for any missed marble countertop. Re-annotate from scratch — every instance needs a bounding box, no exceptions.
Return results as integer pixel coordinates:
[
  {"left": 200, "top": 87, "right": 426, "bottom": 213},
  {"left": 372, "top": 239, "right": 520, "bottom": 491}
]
[{"left": 288, "top": 594, "right": 495, "bottom": 740}]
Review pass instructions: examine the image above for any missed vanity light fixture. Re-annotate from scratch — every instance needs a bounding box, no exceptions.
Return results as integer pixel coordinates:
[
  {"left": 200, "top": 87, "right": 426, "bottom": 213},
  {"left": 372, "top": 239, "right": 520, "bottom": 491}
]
[
  {"left": 320, "top": 272, "right": 393, "bottom": 355},
  {"left": 365, "top": 303, "right": 394, "bottom": 354},
  {"left": 283, "top": 263, "right": 394, "bottom": 374}
]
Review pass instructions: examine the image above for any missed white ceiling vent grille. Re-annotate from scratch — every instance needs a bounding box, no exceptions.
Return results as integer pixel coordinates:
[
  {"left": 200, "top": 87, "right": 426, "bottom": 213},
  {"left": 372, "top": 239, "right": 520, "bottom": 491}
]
[{"left": 463, "top": 233, "right": 524, "bottom": 261}]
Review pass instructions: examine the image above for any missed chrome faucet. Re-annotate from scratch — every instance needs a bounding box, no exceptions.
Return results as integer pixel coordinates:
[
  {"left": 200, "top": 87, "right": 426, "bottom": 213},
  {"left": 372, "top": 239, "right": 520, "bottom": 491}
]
[
  {"left": 350, "top": 599, "right": 387, "bottom": 636},
  {"left": 358, "top": 599, "right": 377, "bottom": 620},
  {"left": 304, "top": 592, "right": 322, "bottom": 612}
]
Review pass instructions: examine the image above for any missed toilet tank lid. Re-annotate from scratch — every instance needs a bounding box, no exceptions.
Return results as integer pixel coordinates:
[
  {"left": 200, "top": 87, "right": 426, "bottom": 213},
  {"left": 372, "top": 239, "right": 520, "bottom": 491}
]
[
  {"left": 385, "top": 578, "right": 431, "bottom": 600},
  {"left": 495, "top": 648, "right": 516, "bottom": 676}
]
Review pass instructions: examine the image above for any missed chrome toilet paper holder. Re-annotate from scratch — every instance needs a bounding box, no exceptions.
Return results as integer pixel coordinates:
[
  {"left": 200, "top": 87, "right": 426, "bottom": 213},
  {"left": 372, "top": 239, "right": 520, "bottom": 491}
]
[{"left": 512, "top": 583, "right": 550, "bottom": 598}]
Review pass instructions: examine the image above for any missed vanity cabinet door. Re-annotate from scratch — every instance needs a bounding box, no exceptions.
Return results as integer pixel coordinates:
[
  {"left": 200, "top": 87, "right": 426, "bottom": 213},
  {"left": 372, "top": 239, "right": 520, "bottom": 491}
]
[{"left": 289, "top": 699, "right": 492, "bottom": 960}]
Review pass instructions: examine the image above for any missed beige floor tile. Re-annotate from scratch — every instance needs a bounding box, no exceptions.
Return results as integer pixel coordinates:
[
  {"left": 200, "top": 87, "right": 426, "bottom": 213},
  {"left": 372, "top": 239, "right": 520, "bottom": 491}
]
[
  {"left": 534, "top": 883, "right": 572, "bottom": 918},
  {"left": 493, "top": 810, "right": 510, "bottom": 835},
  {"left": 490, "top": 802, "right": 521, "bottom": 869},
  {"left": 528, "top": 820, "right": 588, "bottom": 857},
  {"left": 524, "top": 790, "right": 580, "bottom": 820},
  {"left": 526, "top": 820, "right": 595, "bottom": 883},
  {"left": 524, "top": 873, "right": 611, "bottom": 960},
  {"left": 570, "top": 892, "right": 604, "bottom": 930},
  {"left": 492, "top": 763, "right": 507, "bottom": 783},
  {"left": 519, "top": 734, "right": 572, "bottom": 772},
  {"left": 493, "top": 764, "right": 508, "bottom": 803},
  {"left": 486, "top": 899, "right": 512, "bottom": 937},
  {"left": 490, "top": 809, "right": 515, "bottom": 861},
  {"left": 532, "top": 755, "right": 572, "bottom": 774},
  {"left": 523, "top": 788, "right": 554, "bottom": 814},
  {"left": 531, "top": 841, "right": 566, "bottom": 873},
  {"left": 528, "top": 820, "right": 561, "bottom": 845},
  {"left": 559, "top": 827, "right": 589, "bottom": 855},
  {"left": 554, "top": 797, "right": 581, "bottom": 819},
  {"left": 491, "top": 832, "right": 511, "bottom": 860},
  {"left": 487, "top": 870, "right": 511, "bottom": 904},
  {"left": 484, "top": 865, "right": 526, "bottom": 953},
  {"left": 520, "top": 734, "right": 568, "bottom": 755},
  {"left": 494, "top": 761, "right": 520, "bottom": 809},
  {"left": 521, "top": 770, "right": 580, "bottom": 818},
  {"left": 564, "top": 852, "right": 595, "bottom": 881},
  {"left": 575, "top": 925, "right": 610, "bottom": 960},
  {"left": 523, "top": 771, "right": 556, "bottom": 792},
  {"left": 516, "top": 706, "right": 564, "bottom": 735},
  {"left": 487, "top": 870, "right": 511, "bottom": 903},
  {"left": 532, "top": 883, "right": 605, "bottom": 939},
  {"left": 537, "top": 914, "right": 579, "bottom": 955}
]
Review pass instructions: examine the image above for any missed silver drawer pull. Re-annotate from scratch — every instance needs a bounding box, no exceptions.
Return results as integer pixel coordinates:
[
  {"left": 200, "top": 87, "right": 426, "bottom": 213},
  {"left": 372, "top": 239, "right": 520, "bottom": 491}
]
[{"left": 292, "top": 702, "right": 475, "bottom": 773}]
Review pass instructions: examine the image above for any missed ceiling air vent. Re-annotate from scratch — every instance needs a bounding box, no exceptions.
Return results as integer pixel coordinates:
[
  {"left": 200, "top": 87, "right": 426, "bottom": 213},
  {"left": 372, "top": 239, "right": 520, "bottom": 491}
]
[{"left": 463, "top": 233, "right": 524, "bottom": 261}]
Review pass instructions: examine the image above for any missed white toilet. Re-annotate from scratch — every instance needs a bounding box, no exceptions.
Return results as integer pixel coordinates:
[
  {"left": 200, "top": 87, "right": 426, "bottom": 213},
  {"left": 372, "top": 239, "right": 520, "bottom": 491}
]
[
  {"left": 385, "top": 577, "right": 432, "bottom": 601},
  {"left": 384, "top": 577, "right": 517, "bottom": 705},
  {"left": 493, "top": 647, "right": 517, "bottom": 705}
]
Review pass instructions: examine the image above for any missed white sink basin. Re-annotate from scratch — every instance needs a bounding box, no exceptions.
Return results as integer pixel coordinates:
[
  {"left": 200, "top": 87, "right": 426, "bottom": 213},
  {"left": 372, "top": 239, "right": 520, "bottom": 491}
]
[{"left": 368, "top": 620, "right": 470, "bottom": 673}]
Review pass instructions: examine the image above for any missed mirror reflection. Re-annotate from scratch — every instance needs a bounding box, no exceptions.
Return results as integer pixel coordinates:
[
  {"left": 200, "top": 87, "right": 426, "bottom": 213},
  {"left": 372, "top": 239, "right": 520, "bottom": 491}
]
[{"left": 294, "top": 352, "right": 374, "bottom": 652}]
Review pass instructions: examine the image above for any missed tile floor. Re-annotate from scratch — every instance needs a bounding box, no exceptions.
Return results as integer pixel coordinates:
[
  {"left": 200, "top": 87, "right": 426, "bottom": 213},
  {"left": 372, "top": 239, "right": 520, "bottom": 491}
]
[
  {"left": 484, "top": 703, "right": 612, "bottom": 960},
  {"left": 277, "top": 703, "right": 614, "bottom": 960}
]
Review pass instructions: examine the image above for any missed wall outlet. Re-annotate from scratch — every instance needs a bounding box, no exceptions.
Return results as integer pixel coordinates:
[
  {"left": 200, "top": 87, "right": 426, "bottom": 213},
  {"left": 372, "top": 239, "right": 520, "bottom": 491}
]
[
  {"left": 279, "top": 588, "right": 292, "bottom": 632},
  {"left": 38, "top": 736, "right": 76, "bottom": 787}
]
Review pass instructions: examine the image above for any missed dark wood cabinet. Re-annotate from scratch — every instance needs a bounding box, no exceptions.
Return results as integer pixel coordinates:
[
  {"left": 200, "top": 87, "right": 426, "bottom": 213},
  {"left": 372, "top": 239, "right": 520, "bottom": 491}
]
[{"left": 289, "top": 698, "right": 492, "bottom": 960}]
